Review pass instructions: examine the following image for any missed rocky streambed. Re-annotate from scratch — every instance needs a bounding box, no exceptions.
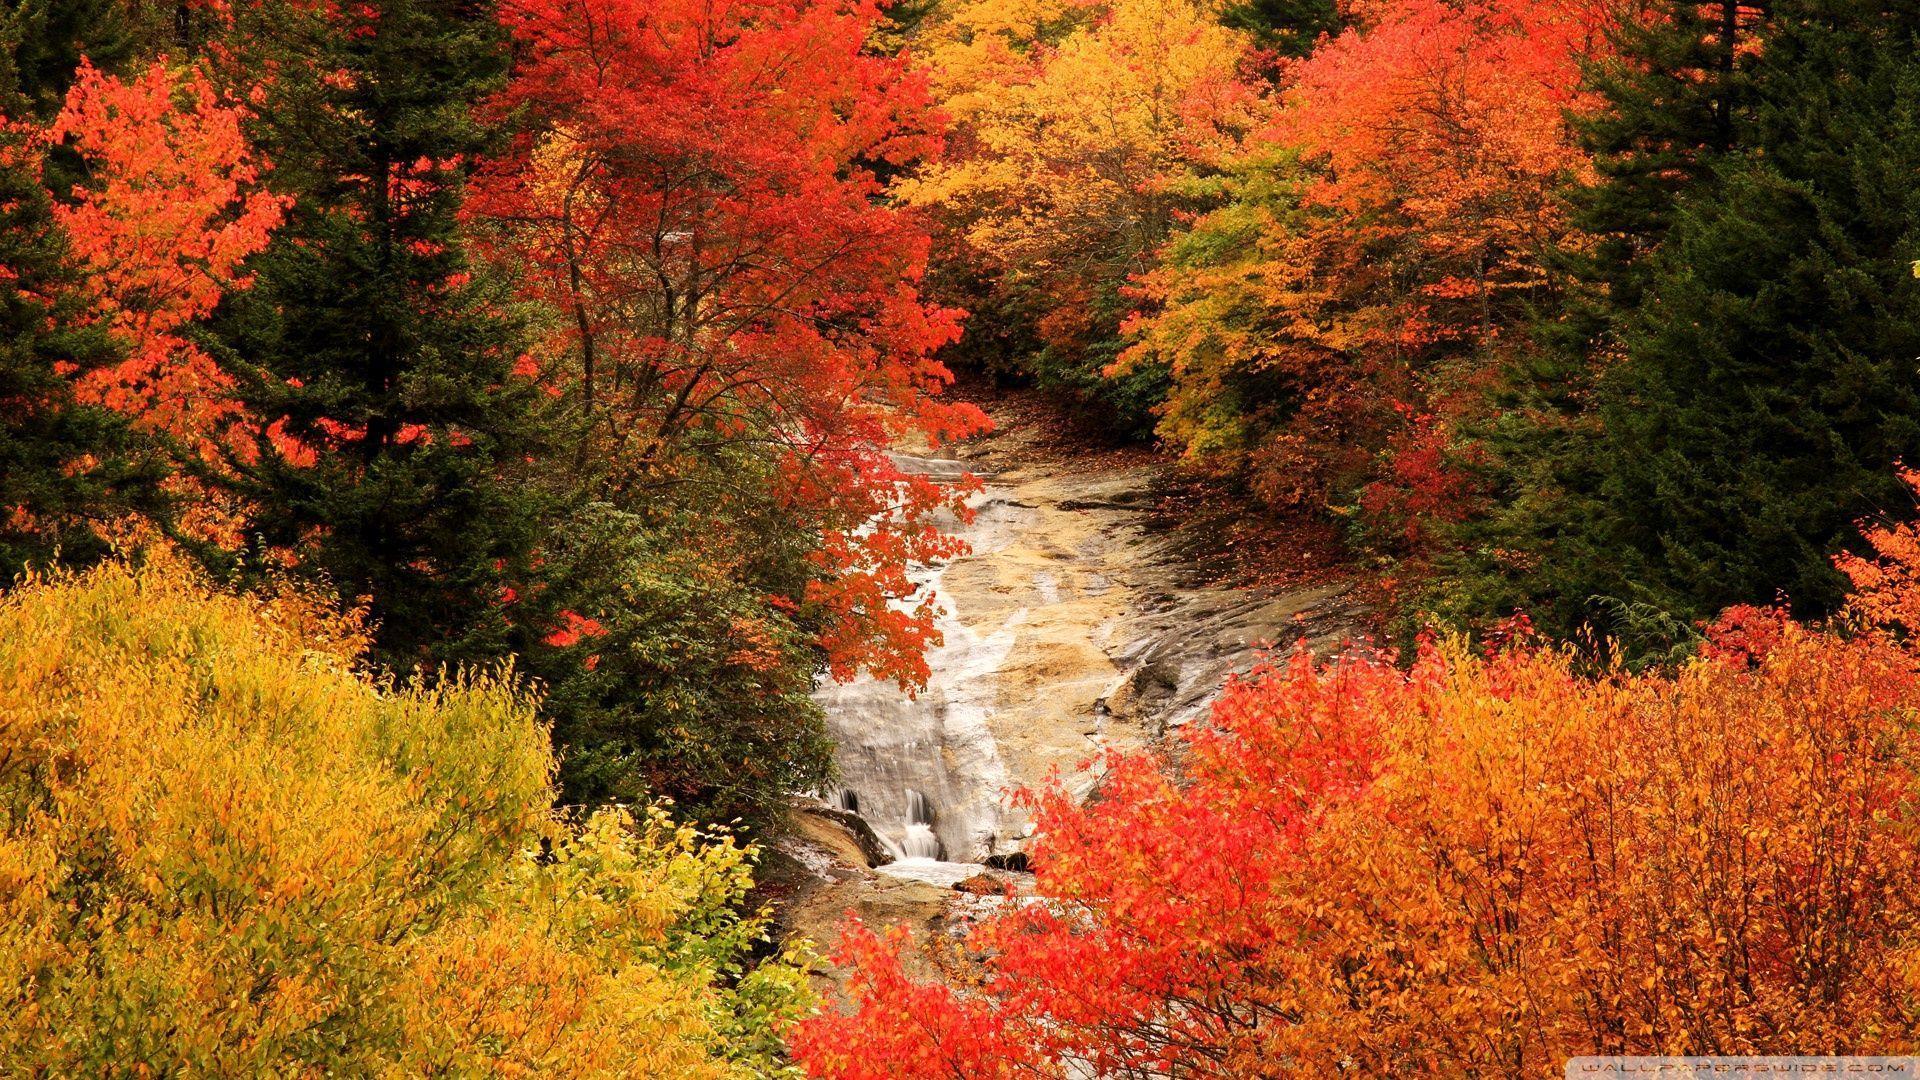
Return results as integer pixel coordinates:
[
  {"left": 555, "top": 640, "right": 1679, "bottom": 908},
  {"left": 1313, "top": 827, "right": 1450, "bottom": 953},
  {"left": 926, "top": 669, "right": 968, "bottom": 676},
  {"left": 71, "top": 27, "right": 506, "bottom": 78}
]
[{"left": 768, "top": 407, "right": 1365, "bottom": 990}]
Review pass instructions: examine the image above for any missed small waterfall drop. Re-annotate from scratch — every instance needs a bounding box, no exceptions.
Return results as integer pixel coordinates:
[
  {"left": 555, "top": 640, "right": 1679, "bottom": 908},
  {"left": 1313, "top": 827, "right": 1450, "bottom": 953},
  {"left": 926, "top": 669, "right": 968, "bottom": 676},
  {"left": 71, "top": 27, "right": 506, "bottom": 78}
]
[{"left": 899, "top": 789, "right": 943, "bottom": 861}]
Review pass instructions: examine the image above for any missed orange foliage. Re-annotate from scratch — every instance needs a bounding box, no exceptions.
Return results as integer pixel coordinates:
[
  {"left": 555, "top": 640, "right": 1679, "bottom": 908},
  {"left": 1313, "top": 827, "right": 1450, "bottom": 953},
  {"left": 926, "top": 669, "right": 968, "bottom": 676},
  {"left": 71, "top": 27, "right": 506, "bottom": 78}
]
[
  {"left": 1279, "top": 0, "right": 1608, "bottom": 344},
  {"left": 1837, "top": 466, "right": 1920, "bottom": 640},
  {"left": 51, "top": 59, "right": 285, "bottom": 460},
  {"left": 1121, "top": 0, "right": 1612, "bottom": 539},
  {"left": 799, "top": 613, "right": 1920, "bottom": 1073}
]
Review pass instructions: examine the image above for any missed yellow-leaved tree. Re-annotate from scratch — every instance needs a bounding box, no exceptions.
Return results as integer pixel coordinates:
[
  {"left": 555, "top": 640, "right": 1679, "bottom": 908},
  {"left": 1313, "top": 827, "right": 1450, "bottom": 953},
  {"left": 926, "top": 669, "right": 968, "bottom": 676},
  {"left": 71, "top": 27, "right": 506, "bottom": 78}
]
[
  {"left": 899, "top": 0, "right": 1261, "bottom": 420},
  {"left": 0, "top": 557, "right": 810, "bottom": 1076}
]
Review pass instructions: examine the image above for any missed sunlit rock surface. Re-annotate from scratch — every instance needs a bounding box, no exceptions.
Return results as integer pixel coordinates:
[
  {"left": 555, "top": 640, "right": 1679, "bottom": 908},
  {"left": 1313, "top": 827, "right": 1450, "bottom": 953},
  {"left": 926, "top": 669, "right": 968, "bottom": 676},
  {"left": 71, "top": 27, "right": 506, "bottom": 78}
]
[{"left": 815, "top": 426, "right": 1362, "bottom": 866}]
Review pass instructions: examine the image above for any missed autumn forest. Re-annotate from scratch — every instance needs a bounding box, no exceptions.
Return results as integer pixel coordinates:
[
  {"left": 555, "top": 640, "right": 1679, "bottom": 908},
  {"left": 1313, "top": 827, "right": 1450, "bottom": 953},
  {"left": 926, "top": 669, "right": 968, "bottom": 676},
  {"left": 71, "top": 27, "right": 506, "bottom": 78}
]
[{"left": 6, "top": 0, "right": 1920, "bottom": 1073}]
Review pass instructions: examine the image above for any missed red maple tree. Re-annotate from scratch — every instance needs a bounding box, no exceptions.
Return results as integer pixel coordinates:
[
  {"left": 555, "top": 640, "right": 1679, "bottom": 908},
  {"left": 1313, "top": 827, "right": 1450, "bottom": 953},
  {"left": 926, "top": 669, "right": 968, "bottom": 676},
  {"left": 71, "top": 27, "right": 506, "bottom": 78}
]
[
  {"left": 472, "top": 0, "right": 990, "bottom": 687},
  {"left": 52, "top": 58, "right": 285, "bottom": 461}
]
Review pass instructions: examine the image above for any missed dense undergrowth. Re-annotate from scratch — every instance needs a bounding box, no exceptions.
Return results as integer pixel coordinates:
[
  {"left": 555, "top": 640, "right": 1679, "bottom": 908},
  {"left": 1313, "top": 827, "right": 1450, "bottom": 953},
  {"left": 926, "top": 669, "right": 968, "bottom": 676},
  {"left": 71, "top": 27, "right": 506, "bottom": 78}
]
[{"left": 0, "top": 556, "right": 811, "bottom": 1075}]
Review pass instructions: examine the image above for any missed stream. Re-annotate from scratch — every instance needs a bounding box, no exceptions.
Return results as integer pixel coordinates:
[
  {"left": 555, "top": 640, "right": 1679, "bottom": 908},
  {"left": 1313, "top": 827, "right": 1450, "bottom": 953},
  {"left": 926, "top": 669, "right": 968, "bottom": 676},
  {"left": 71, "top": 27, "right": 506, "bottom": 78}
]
[{"left": 798, "top": 418, "right": 1362, "bottom": 898}]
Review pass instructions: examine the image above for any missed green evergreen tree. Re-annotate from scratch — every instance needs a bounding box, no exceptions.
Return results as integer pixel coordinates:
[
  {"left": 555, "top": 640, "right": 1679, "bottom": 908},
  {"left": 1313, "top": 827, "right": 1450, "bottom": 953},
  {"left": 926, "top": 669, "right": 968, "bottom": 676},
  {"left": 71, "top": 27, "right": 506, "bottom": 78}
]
[
  {"left": 0, "top": 8, "right": 166, "bottom": 581},
  {"left": 522, "top": 495, "right": 833, "bottom": 825},
  {"left": 1589, "top": 0, "right": 1920, "bottom": 624},
  {"left": 4, "top": 0, "right": 145, "bottom": 115},
  {"left": 1219, "top": 0, "right": 1340, "bottom": 59},
  {"left": 1564, "top": 0, "right": 1769, "bottom": 314},
  {"left": 1433, "top": 0, "right": 1774, "bottom": 644},
  {"left": 1443, "top": 0, "right": 1920, "bottom": 650},
  {"left": 211, "top": 0, "right": 548, "bottom": 670}
]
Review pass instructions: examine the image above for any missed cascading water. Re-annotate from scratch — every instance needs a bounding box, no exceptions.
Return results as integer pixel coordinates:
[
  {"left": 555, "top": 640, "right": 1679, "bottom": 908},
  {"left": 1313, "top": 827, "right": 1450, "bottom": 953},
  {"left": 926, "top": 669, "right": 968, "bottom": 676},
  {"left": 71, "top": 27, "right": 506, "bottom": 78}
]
[
  {"left": 808, "top": 442, "right": 1361, "bottom": 892},
  {"left": 813, "top": 453, "right": 1027, "bottom": 876},
  {"left": 899, "top": 790, "right": 943, "bottom": 861}
]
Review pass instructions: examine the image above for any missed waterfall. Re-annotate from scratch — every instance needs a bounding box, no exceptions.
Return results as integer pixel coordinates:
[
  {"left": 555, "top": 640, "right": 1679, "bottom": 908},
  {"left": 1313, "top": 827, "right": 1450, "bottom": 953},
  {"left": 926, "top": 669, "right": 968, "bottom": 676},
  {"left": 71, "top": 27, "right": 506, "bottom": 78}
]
[
  {"left": 804, "top": 437, "right": 1360, "bottom": 893},
  {"left": 906, "top": 788, "right": 934, "bottom": 825},
  {"left": 899, "top": 789, "right": 943, "bottom": 861},
  {"left": 813, "top": 453, "right": 1022, "bottom": 866}
]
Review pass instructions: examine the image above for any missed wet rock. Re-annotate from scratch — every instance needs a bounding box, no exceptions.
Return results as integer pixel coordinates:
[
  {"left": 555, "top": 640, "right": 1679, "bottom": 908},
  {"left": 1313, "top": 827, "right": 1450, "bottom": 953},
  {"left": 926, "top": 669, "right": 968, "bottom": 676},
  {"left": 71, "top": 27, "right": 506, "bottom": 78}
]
[
  {"left": 792, "top": 800, "right": 894, "bottom": 868},
  {"left": 953, "top": 870, "right": 1011, "bottom": 895},
  {"left": 798, "top": 401, "right": 1369, "bottom": 976}
]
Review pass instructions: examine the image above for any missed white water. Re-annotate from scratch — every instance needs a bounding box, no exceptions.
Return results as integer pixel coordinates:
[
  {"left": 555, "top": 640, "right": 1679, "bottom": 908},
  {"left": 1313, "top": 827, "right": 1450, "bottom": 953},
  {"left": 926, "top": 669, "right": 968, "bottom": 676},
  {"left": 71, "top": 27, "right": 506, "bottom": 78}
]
[{"left": 898, "top": 790, "right": 944, "bottom": 860}]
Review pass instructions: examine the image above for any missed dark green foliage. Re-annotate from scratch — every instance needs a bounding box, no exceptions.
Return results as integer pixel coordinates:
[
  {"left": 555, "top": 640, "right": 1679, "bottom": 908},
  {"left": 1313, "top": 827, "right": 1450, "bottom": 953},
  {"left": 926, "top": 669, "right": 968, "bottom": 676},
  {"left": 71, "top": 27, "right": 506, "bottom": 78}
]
[
  {"left": 1024, "top": 279, "right": 1168, "bottom": 440},
  {"left": 924, "top": 263, "right": 1049, "bottom": 389},
  {"left": 1027, "top": 344, "right": 1168, "bottom": 442},
  {"left": 0, "top": 8, "right": 165, "bottom": 582},
  {"left": 933, "top": 264, "right": 1164, "bottom": 439},
  {"left": 1592, "top": 1, "right": 1920, "bottom": 621},
  {"left": 522, "top": 498, "right": 832, "bottom": 827},
  {"left": 1561, "top": 0, "right": 1766, "bottom": 313},
  {"left": 2, "top": 0, "right": 146, "bottom": 117},
  {"left": 1427, "top": 341, "right": 1620, "bottom": 640},
  {"left": 211, "top": 0, "right": 549, "bottom": 671},
  {"left": 1219, "top": 0, "right": 1340, "bottom": 58},
  {"left": 1441, "top": 0, "right": 1920, "bottom": 650}
]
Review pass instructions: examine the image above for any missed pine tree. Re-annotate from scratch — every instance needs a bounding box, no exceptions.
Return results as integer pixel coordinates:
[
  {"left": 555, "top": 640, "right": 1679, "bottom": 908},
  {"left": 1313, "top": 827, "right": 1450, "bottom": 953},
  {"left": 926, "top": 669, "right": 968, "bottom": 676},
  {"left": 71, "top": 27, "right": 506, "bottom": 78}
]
[
  {"left": 0, "top": 8, "right": 165, "bottom": 580},
  {"left": 1590, "top": 0, "right": 1920, "bottom": 623},
  {"left": 1434, "top": 0, "right": 1775, "bottom": 644},
  {"left": 210, "top": 0, "right": 548, "bottom": 670},
  {"left": 4, "top": 0, "right": 145, "bottom": 115},
  {"left": 1219, "top": 0, "right": 1340, "bottom": 58},
  {"left": 1565, "top": 0, "right": 1770, "bottom": 314},
  {"left": 1445, "top": 0, "right": 1920, "bottom": 649}
]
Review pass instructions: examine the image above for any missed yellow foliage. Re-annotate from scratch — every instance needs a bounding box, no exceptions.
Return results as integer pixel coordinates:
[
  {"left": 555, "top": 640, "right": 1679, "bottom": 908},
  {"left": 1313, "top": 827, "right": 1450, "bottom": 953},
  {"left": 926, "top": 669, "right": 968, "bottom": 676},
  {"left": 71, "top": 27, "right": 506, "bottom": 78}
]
[
  {"left": 901, "top": 0, "right": 1258, "bottom": 298},
  {"left": 0, "top": 556, "right": 811, "bottom": 1076}
]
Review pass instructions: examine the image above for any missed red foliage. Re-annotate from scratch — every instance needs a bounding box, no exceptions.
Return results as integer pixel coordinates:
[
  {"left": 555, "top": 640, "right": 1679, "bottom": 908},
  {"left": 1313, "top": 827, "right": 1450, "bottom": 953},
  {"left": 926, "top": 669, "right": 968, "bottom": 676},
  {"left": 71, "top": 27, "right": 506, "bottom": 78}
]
[
  {"left": 1356, "top": 409, "right": 1487, "bottom": 547},
  {"left": 51, "top": 59, "right": 285, "bottom": 460},
  {"left": 795, "top": 648, "right": 1405, "bottom": 1076},
  {"left": 472, "top": 0, "right": 989, "bottom": 687},
  {"left": 1280, "top": 0, "right": 1607, "bottom": 347},
  {"left": 798, "top": 613, "right": 1920, "bottom": 1071},
  {"left": 542, "top": 609, "right": 607, "bottom": 648},
  {"left": 789, "top": 922, "right": 1047, "bottom": 1080},
  {"left": 1698, "top": 602, "right": 1792, "bottom": 667}
]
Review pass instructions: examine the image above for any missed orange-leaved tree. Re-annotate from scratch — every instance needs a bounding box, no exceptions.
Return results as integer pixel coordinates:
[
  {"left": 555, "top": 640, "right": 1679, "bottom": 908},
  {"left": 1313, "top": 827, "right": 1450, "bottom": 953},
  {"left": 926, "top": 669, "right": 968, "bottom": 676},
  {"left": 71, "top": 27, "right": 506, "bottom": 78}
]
[
  {"left": 1118, "top": 0, "right": 1609, "bottom": 544},
  {"left": 796, "top": 542, "right": 1920, "bottom": 1073},
  {"left": 52, "top": 57, "right": 285, "bottom": 462},
  {"left": 473, "top": 0, "right": 988, "bottom": 690}
]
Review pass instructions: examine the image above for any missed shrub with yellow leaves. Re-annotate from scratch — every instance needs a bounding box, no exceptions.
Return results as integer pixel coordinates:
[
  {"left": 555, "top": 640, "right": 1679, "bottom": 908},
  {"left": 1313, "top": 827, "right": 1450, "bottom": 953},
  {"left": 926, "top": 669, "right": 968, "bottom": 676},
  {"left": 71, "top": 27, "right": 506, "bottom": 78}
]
[{"left": 0, "top": 556, "right": 811, "bottom": 1076}]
